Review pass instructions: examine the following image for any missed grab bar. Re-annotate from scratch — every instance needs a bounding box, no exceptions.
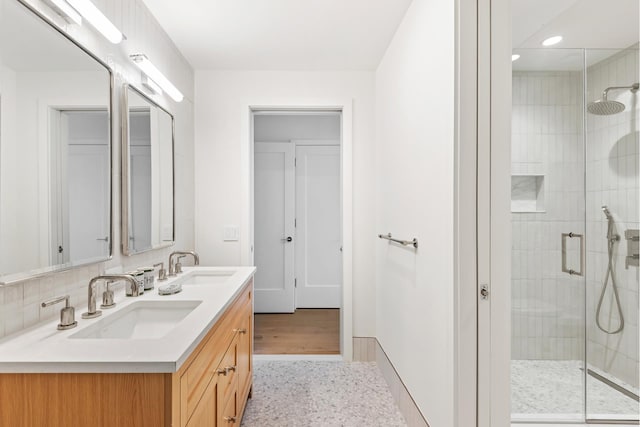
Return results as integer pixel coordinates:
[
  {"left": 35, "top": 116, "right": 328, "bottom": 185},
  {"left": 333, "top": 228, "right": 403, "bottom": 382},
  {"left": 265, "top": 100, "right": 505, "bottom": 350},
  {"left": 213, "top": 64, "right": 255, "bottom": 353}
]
[{"left": 378, "top": 233, "right": 418, "bottom": 249}]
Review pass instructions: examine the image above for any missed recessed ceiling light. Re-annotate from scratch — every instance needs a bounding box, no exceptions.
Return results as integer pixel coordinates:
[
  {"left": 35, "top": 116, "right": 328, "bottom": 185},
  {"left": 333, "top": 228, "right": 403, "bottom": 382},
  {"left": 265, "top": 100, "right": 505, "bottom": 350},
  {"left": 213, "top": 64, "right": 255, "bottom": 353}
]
[
  {"left": 542, "top": 36, "right": 563, "bottom": 47},
  {"left": 512, "top": 54, "right": 520, "bottom": 62}
]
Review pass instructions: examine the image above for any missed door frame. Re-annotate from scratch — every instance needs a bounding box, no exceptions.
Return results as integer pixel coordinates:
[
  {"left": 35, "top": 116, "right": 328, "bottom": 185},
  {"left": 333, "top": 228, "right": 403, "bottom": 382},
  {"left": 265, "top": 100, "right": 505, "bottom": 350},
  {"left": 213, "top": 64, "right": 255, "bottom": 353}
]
[
  {"left": 244, "top": 102, "right": 353, "bottom": 360},
  {"left": 455, "top": 0, "right": 511, "bottom": 425},
  {"left": 475, "top": 0, "right": 512, "bottom": 426}
]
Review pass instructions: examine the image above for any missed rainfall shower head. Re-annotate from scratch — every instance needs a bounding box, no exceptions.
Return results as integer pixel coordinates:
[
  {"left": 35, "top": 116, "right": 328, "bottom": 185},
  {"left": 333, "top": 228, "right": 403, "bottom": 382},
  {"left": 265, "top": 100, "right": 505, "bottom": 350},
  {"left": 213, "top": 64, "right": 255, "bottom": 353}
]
[
  {"left": 602, "top": 205, "right": 613, "bottom": 221},
  {"left": 587, "top": 83, "right": 639, "bottom": 116}
]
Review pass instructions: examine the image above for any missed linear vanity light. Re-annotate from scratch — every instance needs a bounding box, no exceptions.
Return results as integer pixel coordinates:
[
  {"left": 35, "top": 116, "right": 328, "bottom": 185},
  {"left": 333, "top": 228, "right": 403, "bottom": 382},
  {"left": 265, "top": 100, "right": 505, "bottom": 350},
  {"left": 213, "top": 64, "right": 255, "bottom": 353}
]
[
  {"left": 141, "top": 74, "right": 163, "bottom": 95},
  {"left": 65, "top": 0, "right": 124, "bottom": 44},
  {"left": 48, "top": 0, "right": 82, "bottom": 25},
  {"left": 130, "top": 54, "right": 184, "bottom": 102}
]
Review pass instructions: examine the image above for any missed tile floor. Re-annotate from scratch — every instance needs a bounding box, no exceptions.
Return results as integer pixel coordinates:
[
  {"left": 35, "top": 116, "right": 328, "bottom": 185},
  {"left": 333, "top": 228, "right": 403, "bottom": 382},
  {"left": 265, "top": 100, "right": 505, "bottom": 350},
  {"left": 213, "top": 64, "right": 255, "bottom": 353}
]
[
  {"left": 241, "top": 360, "right": 406, "bottom": 427},
  {"left": 512, "top": 360, "right": 639, "bottom": 422}
]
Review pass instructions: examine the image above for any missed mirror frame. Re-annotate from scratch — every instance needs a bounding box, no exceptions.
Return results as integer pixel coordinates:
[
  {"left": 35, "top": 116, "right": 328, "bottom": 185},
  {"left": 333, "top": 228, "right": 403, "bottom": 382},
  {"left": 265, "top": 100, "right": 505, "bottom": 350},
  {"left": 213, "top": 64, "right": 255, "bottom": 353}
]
[
  {"left": 121, "top": 83, "right": 176, "bottom": 256},
  {"left": 0, "top": 0, "right": 114, "bottom": 286}
]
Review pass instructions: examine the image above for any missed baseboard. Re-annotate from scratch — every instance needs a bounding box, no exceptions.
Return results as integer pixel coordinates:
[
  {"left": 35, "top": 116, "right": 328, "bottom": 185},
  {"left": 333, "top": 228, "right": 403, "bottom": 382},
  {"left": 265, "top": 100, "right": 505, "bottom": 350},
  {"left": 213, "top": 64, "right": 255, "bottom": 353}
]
[{"left": 353, "top": 337, "right": 430, "bottom": 427}]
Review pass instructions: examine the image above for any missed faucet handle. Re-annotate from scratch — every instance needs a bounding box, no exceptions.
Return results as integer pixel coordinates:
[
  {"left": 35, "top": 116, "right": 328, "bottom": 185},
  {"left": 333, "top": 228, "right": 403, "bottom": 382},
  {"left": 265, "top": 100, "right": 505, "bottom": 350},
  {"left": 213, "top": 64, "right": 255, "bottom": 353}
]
[
  {"left": 154, "top": 262, "right": 167, "bottom": 281},
  {"left": 101, "top": 281, "right": 116, "bottom": 309},
  {"left": 175, "top": 256, "right": 186, "bottom": 274},
  {"left": 41, "top": 295, "right": 77, "bottom": 330}
]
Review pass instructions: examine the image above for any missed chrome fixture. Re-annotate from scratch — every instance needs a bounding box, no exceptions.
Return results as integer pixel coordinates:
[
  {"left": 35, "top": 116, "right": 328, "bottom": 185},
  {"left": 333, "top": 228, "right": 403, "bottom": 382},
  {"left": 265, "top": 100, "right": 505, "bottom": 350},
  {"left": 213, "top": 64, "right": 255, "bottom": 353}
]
[
  {"left": 130, "top": 54, "right": 184, "bottom": 102},
  {"left": 378, "top": 233, "right": 418, "bottom": 249},
  {"left": 154, "top": 262, "right": 168, "bottom": 281},
  {"left": 168, "top": 251, "right": 200, "bottom": 276},
  {"left": 100, "top": 281, "right": 116, "bottom": 309},
  {"left": 625, "top": 229, "right": 639, "bottom": 269},
  {"left": 41, "top": 295, "right": 77, "bottom": 330},
  {"left": 561, "top": 232, "right": 584, "bottom": 276},
  {"left": 174, "top": 255, "right": 186, "bottom": 274},
  {"left": 595, "top": 206, "right": 624, "bottom": 334},
  {"left": 587, "top": 83, "right": 639, "bottom": 115},
  {"left": 82, "top": 274, "right": 138, "bottom": 319}
]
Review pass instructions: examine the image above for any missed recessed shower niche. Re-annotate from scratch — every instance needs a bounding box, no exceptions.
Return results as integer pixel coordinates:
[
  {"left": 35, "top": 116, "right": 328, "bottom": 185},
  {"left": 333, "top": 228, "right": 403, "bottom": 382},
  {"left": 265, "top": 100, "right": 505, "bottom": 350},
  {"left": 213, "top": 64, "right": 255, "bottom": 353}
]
[{"left": 510, "top": 174, "right": 545, "bottom": 213}]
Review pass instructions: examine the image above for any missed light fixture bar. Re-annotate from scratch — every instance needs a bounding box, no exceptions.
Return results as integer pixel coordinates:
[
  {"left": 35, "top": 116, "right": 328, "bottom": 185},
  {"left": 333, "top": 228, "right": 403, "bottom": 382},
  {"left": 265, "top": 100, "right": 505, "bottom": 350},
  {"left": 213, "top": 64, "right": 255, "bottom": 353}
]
[
  {"left": 141, "top": 74, "right": 163, "bottom": 95},
  {"left": 47, "top": 0, "right": 82, "bottom": 25},
  {"left": 130, "top": 54, "right": 184, "bottom": 102},
  {"left": 65, "top": 0, "right": 123, "bottom": 44}
]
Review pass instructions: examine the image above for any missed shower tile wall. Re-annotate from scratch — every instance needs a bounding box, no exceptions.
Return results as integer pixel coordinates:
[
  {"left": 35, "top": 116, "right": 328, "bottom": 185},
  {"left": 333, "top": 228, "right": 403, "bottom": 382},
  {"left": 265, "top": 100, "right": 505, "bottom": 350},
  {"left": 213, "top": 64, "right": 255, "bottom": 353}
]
[
  {"left": 586, "top": 47, "right": 639, "bottom": 388},
  {"left": 511, "top": 71, "right": 585, "bottom": 360}
]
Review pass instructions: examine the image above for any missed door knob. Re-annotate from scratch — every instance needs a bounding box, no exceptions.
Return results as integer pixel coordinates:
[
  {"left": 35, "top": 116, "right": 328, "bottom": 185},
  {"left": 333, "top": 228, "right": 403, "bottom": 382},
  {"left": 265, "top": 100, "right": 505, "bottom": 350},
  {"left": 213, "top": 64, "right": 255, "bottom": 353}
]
[{"left": 281, "top": 236, "right": 293, "bottom": 242}]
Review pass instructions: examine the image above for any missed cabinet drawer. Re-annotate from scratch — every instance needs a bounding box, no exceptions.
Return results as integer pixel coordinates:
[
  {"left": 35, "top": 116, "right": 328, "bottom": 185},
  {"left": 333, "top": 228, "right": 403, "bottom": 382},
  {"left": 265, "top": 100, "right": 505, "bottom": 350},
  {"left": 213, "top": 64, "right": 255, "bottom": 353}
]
[{"left": 216, "top": 338, "right": 238, "bottom": 407}]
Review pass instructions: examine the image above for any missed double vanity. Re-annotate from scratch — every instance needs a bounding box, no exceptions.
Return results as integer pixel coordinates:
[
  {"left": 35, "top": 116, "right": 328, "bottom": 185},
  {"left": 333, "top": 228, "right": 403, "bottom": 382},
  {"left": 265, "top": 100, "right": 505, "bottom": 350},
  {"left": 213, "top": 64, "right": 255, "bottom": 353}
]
[{"left": 0, "top": 266, "right": 255, "bottom": 426}]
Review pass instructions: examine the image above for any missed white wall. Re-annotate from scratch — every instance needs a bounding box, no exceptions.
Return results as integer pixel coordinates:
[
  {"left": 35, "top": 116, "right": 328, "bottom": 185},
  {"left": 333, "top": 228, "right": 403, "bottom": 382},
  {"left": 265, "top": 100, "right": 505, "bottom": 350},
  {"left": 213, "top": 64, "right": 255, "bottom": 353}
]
[
  {"left": 194, "top": 70, "right": 376, "bottom": 336},
  {"left": 374, "top": 0, "right": 455, "bottom": 425},
  {"left": 0, "top": 0, "right": 194, "bottom": 338}
]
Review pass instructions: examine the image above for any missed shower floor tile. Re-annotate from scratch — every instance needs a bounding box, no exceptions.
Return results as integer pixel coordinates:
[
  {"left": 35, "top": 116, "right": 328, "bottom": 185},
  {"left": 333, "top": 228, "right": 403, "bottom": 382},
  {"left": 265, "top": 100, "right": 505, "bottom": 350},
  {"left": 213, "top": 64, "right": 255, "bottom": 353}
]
[{"left": 511, "top": 360, "right": 639, "bottom": 420}]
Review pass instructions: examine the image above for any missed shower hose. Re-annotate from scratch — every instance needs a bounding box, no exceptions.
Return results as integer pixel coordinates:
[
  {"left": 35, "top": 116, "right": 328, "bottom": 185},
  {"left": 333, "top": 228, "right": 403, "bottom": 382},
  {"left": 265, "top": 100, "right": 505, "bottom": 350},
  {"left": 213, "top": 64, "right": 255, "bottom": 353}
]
[{"left": 595, "top": 219, "right": 624, "bottom": 334}]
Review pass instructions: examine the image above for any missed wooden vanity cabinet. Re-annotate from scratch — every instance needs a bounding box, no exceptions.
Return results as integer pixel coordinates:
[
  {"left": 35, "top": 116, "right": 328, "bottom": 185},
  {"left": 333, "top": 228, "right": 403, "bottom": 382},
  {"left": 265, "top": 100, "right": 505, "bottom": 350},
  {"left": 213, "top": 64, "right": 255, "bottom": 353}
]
[
  {"left": 0, "top": 278, "right": 253, "bottom": 427},
  {"left": 178, "top": 279, "right": 253, "bottom": 427}
]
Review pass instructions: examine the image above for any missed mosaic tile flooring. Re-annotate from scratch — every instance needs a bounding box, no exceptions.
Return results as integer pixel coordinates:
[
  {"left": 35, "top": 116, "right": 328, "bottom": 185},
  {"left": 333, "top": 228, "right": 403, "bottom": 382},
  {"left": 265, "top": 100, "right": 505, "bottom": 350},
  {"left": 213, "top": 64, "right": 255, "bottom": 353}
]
[
  {"left": 512, "top": 360, "right": 639, "bottom": 421},
  {"left": 241, "top": 360, "right": 406, "bottom": 427}
]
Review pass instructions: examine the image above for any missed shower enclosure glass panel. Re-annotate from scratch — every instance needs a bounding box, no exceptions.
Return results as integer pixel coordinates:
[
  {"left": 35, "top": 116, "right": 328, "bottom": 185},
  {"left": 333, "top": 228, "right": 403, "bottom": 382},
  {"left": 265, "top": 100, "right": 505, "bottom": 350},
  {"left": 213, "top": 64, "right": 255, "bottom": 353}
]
[
  {"left": 511, "top": 48, "right": 587, "bottom": 422},
  {"left": 511, "top": 46, "right": 640, "bottom": 424},
  {"left": 585, "top": 47, "right": 639, "bottom": 422}
]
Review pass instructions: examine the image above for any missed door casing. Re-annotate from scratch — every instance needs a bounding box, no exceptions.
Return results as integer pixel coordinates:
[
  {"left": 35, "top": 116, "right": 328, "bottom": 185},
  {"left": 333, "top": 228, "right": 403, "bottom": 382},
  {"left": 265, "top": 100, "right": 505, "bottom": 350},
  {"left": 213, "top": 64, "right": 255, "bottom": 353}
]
[{"left": 247, "top": 105, "right": 353, "bottom": 360}]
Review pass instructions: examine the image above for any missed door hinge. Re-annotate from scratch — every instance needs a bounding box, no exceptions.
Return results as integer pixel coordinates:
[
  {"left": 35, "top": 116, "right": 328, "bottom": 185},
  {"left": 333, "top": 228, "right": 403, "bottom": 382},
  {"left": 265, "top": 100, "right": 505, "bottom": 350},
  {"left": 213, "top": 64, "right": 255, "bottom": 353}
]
[
  {"left": 294, "top": 278, "right": 297, "bottom": 288},
  {"left": 294, "top": 157, "right": 297, "bottom": 167},
  {"left": 480, "top": 284, "right": 489, "bottom": 300},
  {"left": 294, "top": 218, "right": 297, "bottom": 228}
]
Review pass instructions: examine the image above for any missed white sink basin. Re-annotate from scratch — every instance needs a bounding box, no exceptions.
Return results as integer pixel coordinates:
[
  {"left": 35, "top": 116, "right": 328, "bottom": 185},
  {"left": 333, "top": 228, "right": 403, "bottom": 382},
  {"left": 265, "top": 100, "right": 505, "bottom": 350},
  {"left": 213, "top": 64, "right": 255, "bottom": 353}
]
[
  {"left": 70, "top": 300, "right": 202, "bottom": 340},
  {"left": 180, "top": 271, "right": 236, "bottom": 286}
]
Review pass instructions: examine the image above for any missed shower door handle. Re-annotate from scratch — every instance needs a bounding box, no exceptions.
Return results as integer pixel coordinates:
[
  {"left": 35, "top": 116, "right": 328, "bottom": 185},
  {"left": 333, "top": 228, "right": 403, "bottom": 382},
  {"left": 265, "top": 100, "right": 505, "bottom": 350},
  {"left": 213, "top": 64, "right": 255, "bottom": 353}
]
[{"left": 561, "top": 232, "right": 584, "bottom": 276}]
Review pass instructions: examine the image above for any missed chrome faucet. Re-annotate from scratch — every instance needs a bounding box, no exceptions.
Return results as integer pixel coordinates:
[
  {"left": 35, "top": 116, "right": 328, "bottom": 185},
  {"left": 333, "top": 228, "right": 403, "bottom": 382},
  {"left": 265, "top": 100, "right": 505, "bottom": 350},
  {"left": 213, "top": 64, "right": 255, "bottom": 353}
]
[
  {"left": 168, "top": 251, "right": 200, "bottom": 276},
  {"left": 82, "top": 274, "right": 138, "bottom": 319},
  {"left": 42, "top": 295, "right": 77, "bottom": 330}
]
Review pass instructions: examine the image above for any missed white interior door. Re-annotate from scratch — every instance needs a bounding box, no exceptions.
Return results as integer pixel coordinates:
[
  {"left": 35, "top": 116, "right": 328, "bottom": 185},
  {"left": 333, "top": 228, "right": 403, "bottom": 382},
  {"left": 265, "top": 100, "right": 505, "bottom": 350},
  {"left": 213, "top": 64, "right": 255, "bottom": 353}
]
[
  {"left": 254, "top": 142, "right": 295, "bottom": 313},
  {"left": 295, "top": 145, "right": 341, "bottom": 308},
  {"left": 62, "top": 110, "right": 110, "bottom": 262},
  {"left": 67, "top": 144, "right": 109, "bottom": 260},
  {"left": 130, "top": 145, "right": 152, "bottom": 252}
]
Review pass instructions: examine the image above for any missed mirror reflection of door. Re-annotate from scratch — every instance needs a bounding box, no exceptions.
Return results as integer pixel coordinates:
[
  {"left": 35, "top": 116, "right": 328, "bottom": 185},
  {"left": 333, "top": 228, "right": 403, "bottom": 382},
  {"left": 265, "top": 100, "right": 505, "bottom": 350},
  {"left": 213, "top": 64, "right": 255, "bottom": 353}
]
[
  {"left": 129, "top": 109, "right": 152, "bottom": 252},
  {"left": 51, "top": 110, "right": 109, "bottom": 265}
]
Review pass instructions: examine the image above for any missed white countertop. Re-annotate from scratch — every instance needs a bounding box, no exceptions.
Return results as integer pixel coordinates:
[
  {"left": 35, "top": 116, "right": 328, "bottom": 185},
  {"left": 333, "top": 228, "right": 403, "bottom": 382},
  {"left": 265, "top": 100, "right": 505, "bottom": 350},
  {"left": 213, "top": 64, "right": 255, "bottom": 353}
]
[{"left": 0, "top": 266, "right": 255, "bottom": 374}]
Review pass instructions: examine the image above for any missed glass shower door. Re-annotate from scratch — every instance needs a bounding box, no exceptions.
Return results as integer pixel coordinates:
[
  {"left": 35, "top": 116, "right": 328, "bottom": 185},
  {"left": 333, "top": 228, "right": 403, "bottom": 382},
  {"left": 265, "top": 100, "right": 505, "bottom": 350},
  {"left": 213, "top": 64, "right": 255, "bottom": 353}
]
[
  {"left": 510, "top": 48, "right": 587, "bottom": 422},
  {"left": 585, "top": 47, "right": 640, "bottom": 422}
]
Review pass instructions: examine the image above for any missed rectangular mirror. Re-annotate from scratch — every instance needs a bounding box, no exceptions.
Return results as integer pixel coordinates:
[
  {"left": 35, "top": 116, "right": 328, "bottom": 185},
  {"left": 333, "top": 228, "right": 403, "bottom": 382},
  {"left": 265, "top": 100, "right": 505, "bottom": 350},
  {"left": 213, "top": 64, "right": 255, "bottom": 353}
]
[
  {"left": 122, "top": 84, "right": 175, "bottom": 255},
  {"left": 0, "top": 0, "right": 113, "bottom": 284}
]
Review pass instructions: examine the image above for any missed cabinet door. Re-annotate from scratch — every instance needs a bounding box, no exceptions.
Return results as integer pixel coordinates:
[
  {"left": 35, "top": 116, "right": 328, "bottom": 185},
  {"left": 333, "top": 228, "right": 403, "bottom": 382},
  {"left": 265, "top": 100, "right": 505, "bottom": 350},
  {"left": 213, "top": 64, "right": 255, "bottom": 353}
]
[
  {"left": 218, "top": 389, "right": 238, "bottom": 426},
  {"left": 186, "top": 379, "right": 216, "bottom": 427},
  {"left": 236, "top": 300, "right": 252, "bottom": 404}
]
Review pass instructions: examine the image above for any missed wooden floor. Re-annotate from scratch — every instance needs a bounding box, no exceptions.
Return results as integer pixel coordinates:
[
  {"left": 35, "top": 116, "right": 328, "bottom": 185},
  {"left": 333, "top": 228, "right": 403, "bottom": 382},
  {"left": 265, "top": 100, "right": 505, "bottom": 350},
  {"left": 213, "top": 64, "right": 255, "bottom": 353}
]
[{"left": 254, "top": 309, "right": 340, "bottom": 355}]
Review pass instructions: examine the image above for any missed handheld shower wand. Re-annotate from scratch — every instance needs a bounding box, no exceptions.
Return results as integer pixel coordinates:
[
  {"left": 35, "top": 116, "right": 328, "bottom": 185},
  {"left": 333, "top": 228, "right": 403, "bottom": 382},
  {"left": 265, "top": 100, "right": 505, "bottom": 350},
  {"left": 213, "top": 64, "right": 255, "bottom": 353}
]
[{"left": 595, "top": 205, "right": 624, "bottom": 334}]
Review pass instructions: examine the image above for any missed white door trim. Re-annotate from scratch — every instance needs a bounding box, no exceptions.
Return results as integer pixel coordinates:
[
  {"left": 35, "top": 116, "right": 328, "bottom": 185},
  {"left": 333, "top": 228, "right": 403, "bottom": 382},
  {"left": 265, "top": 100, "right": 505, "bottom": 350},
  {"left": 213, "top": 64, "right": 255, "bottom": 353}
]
[
  {"left": 243, "top": 101, "right": 354, "bottom": 361},
  {"left": 454, "top": 0, "right": 479, "bottom": 426},
  {"left": 476, "top": 0, "right": 512, "bottom": 426}
]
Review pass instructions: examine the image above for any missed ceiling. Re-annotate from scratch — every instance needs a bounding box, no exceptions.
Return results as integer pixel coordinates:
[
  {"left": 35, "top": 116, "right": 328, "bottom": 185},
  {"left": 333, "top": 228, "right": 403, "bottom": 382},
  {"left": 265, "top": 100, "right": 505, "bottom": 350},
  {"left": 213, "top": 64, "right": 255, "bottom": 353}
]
[
  {"left": 140, "top": 0, "right": 413, "bottom": 70},
  {"left": 512, "top": 0, "right": 639, "bottom": 71}
]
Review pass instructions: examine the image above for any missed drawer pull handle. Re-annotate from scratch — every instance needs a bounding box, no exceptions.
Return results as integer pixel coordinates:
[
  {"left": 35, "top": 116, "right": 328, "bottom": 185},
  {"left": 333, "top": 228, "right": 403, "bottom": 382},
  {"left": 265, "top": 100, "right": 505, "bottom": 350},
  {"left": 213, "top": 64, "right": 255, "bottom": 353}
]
[
  {"left": 233, "top": 328, "right": 247, "bottom": 334},
  {"left": 223, "top": 416, "right": 237, "bottom": 423},
  {"left": 216, "top": 365, "right": 236, "bottom": 376}
]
